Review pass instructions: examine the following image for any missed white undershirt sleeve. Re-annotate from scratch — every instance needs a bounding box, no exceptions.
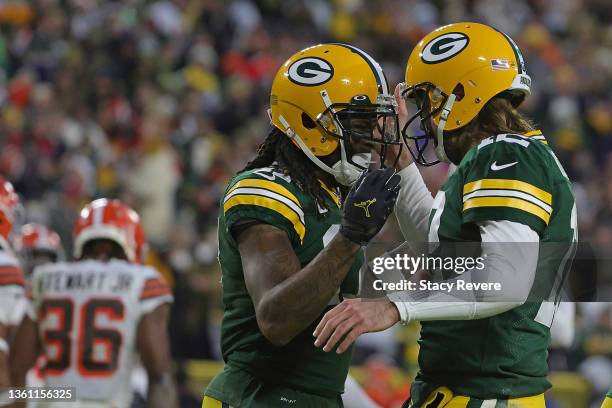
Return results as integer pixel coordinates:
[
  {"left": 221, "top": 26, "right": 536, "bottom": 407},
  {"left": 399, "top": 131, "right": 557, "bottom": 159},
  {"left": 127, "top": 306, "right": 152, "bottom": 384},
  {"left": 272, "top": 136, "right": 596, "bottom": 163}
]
[
  {"left": 550, "top": 302, "right": 575, "bottom": 348},
  {"left": 394, "top": 164, "right": 434, "bottom": 242},
  {"left": 391, "top": 220, "right": 539, "bottom": 323}
]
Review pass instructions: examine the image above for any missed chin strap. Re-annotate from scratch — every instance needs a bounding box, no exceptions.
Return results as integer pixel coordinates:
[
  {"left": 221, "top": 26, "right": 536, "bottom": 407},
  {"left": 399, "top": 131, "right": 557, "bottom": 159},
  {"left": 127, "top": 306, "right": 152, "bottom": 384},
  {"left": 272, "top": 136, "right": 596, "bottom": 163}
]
[
  {"left": 434, "top": 93, "right": 456, "bottom": 163},
  {"left": 277, "top": 114, "right": 344, "bottom": 181}
]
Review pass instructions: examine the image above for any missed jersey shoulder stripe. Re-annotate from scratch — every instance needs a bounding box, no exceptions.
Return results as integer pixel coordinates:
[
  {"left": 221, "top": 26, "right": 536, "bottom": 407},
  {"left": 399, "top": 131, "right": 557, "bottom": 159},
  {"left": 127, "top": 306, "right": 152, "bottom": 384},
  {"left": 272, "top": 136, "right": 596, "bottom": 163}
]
[
  {"left": 0, "top": 265, "right": 25, "bottom": 286},
  {"left": 224, "top": 187, "right": 305, "bottom": 224},
  {"left": 463, "top": 196, "right": 551, "bottom": 224},
  {"left": 463, "top": 178, "right": 552, "bottom": 224},
  {"left": 463, "top": 179, "right": 552, "bottom": 205},
  {"left": 224, "top": 193, "right": 306, "bottom": 242},
  {"left": 140, "top": 277, "right": 172, "bottom": 300},
  {"left": 223, "top": 177, "right": 306, "bottom": 242},
  {"left": 227, "top": 178, "right": 301, "bottom": 207}
]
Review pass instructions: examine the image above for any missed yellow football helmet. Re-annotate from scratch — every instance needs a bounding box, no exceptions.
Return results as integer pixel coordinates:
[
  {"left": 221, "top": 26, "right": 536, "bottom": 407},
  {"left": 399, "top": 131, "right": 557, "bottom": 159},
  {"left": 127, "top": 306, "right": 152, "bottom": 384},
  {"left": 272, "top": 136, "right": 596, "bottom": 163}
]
[
  {"left": 270, "top": 43, "right": 399, "bottom": 185},
  {"left": 401, "top": 22, "right": 532, "bottom": 165}
]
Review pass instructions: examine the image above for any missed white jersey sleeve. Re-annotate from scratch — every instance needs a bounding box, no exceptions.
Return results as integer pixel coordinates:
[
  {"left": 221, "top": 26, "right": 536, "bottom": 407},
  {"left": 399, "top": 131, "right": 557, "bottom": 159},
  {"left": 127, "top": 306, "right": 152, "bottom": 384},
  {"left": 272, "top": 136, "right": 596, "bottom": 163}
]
[
  {"left": 28, "top": 259, "right": 173, "bottom": 407},
  {"left": 0, "top": 250, "right": 26, "bottom": 326},
  {"left": 394, "top": 163, "right": 434, "bottom": 242},
  {"left": 138, "top": 267, "right": 173, "bottom": 316}
]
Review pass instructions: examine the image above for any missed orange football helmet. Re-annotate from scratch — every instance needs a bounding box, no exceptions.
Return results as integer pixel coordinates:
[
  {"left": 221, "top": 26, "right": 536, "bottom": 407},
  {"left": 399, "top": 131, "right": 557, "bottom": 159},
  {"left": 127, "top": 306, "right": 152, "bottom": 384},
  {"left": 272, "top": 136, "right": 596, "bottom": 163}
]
[
  {"left": 14, "top": 223, "right": 63, "bottom": 257},
  {"left": 0, "top": 176, "right": 20, "bottom": 250},
  {"left": 73, "top": 199, "right": 147, "bottom": 264}
]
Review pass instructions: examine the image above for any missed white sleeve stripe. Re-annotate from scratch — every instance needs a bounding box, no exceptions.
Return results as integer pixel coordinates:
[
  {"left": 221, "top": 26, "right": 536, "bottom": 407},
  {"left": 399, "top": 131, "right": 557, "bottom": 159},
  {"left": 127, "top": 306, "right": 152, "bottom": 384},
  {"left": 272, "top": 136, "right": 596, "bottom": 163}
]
[
  {"left": 224, "top": 187, "right": 305, "bottom": 224},
  {"left": 463, "top": 189, "right": 552, "bottom": 213}
]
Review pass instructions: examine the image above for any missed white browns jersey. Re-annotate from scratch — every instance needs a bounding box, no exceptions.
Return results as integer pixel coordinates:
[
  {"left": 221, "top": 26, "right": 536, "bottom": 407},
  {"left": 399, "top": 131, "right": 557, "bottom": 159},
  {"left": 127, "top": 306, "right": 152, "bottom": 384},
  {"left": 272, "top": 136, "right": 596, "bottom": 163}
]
[
  {"left": 0, "top": 250, "right": 26, "bottom": 327},
  {"left": 28, "top": 259, "right": 172, "bottom": 408}
]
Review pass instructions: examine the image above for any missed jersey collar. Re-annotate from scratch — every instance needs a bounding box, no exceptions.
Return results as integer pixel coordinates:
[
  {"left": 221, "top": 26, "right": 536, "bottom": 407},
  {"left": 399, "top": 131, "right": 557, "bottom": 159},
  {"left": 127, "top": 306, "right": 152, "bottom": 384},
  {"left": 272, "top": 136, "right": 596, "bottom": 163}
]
[{"left": 318, "top": 180, "right": 342, "bottom": 209}]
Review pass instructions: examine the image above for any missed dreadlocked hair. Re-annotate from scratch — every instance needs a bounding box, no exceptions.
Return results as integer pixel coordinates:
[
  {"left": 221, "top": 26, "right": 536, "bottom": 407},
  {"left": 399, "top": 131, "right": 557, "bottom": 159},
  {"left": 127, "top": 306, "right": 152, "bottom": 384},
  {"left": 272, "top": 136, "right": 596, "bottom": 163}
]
[{"left": 241, "top": 128, "right": 331, "bottom": 210}]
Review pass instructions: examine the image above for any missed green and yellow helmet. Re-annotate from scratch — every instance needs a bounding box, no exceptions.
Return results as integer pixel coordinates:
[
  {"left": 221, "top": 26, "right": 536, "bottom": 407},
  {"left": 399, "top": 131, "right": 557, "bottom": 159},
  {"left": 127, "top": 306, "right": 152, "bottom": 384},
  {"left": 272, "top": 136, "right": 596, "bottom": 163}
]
[
  {"left": 401, "top": 22, "right": 532, "bottom": 165},
  {"left": 269, "top": 43, "right": 399, "bottom": 185}
]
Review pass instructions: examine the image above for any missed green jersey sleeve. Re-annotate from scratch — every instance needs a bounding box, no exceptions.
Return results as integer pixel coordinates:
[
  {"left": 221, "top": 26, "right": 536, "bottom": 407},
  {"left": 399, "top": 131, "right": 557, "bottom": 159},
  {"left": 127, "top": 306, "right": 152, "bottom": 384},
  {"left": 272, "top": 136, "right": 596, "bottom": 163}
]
[
  {"left": 461, "top": 133, "right": 553, "bottom": 235},
  {"left": 222, "top": 170, "right": 306, "bottom": 246}
]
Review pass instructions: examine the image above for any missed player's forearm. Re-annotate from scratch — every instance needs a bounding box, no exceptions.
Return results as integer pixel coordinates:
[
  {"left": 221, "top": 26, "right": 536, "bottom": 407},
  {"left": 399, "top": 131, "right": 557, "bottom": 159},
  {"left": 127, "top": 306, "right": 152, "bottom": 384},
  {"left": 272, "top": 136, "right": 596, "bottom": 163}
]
[
  {"left": 392, "top": 221, "right": 539, "bottom": 323},
  {"left": 0, "top": 350, "right": 9, "bottom": 389},
  {"left": 1, "top": 347, "right": 21, "bottom": 408},
  {"left": 0, "top": 325, "right": 8, "bottom": 389},
  {"left": 258, "top": 233, "right": 360, "bottom": 346},
  {"left": 394, "top": 164, "right": 433, "bottom": 243},
  {"left": 8, "top": 317, "right": 39, "bottom": 392},
  {"left": 147, "top": 372, "right": 178, "bottom": 408}
]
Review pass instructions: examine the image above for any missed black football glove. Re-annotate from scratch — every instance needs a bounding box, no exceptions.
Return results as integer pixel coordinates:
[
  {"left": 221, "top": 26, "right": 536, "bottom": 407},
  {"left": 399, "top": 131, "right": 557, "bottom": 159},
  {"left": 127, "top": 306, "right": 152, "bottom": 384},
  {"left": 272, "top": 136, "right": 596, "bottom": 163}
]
[{"left": 340, "top": 168, "right": 401, "bottom": 245}]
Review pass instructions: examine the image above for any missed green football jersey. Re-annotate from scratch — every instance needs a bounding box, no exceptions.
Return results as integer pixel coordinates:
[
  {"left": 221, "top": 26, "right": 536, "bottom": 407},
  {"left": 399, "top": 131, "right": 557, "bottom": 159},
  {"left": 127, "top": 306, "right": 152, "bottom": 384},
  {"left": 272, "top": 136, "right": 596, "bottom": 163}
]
[
  {"left": 208, "top": 165, "right": 362, "bottom": 400},
  {"left": 418, "top": 130, "right": 577, "bottom": 398}
]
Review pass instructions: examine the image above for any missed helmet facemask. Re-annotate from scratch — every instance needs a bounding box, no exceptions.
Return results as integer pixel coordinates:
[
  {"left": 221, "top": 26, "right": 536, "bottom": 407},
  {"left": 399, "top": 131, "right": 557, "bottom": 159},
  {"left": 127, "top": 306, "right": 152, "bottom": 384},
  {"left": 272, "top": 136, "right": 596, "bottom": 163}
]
[
  {"left": 400, "top": 82, "right": 455, "bottom": 166},
  {"left": 315, "top": 91, "right": 401, "bottom": 184}
]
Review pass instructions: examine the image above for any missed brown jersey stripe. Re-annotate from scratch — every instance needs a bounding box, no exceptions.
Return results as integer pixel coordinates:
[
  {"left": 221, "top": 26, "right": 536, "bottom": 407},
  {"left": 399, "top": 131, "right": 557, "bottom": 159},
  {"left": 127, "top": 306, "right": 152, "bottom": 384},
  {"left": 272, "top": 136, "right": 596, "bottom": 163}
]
[
  {"left": 0, "top": 276, "right": 25, "bottom": 286},
  {"left": 140, "top": 287, "right": 172, "bottom": 300}
]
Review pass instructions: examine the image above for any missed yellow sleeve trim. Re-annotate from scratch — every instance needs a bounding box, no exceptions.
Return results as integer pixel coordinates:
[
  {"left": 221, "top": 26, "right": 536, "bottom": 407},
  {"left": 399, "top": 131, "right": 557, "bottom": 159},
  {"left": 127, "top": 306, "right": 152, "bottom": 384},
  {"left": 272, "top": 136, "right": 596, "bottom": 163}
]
[
  {"left": 223, "top": 194, "right": 306, "bottom": 242},
  {"left": 463, "top": 196, "right": 551, "bottom": 224},
  {"left": 227, "top": 178, "right": 301, "bottom": 207},
  {"left": 463, "top": 179, "right": 552, "bottom": 205}
]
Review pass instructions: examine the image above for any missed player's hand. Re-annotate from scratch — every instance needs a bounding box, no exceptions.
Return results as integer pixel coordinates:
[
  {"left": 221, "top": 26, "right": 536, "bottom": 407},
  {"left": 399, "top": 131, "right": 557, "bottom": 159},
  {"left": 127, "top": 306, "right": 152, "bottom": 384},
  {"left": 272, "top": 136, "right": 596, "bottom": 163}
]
[
  {"left": 339, "top": 168, "right": 400, "bottom": 245},
  {"left": 313, "top": 298, "right": 400, "bottom": 353}
]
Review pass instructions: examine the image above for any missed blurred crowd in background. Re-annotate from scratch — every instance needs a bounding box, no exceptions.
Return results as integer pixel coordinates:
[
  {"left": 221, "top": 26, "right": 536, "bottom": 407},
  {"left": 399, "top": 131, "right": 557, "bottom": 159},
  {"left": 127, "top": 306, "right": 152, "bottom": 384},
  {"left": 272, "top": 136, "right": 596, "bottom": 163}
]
[{"left": 0, "top": 0, "right": 610, "bottom": 406}]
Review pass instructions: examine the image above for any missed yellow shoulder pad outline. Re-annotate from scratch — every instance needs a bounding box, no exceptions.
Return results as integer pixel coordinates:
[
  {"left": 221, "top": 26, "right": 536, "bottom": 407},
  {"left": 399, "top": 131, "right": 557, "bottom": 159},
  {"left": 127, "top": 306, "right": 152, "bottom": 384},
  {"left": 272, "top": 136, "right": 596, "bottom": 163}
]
[{"left": 224, "top": 178, "right": 305, "bottom": 242}]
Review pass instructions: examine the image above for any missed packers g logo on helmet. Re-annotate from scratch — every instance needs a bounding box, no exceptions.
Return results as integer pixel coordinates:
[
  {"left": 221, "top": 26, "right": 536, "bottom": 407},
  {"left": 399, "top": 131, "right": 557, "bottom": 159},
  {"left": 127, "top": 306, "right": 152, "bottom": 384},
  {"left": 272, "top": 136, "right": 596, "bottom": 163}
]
[
  {"left": 269, "top": 43, "right": 400, "bottom": 186},
  {"left": 287, "top": 57, "right": 334, "bottom": 86},
  {"left": 401, "top": 22, "right": 532, "bottom": 166},
  {"left": 421, "top": 32, "right": 470, "bottom": 64}
]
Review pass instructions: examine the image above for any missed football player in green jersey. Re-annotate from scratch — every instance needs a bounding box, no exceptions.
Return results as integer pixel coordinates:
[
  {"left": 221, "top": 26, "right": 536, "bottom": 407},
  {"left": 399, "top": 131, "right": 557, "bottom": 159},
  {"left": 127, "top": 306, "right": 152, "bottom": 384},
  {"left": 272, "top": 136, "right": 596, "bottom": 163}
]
[
  {"left": 314, "top": 23, "right": 577, "bottom": 407},
  {"left": 203, "top": 43, "right": 401, "bottom": 407}
]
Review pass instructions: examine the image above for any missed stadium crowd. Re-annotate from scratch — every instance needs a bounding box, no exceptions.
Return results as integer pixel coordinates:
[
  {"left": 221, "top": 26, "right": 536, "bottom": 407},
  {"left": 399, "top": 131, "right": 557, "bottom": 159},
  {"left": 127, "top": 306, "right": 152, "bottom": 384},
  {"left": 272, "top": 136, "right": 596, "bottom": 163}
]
[{"left": 0, "top": 0, "right": 610, "bottom": 406}]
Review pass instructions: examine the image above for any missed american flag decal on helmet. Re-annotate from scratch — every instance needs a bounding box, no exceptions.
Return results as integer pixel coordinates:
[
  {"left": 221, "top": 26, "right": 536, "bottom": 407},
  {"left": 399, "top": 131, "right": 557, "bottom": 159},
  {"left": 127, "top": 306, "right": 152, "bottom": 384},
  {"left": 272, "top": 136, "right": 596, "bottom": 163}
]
[{"left": 491, "top": 59, "right": 510, "bottom": 70}]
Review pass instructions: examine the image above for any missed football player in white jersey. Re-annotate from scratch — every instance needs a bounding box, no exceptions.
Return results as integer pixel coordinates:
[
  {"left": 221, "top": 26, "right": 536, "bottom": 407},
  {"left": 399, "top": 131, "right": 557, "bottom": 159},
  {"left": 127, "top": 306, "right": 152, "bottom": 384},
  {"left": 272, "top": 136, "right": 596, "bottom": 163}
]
[
  {"left": 13, "top": 223, "right": 64, "bottom": 278},
  {"left": 13, "top": 223, "right": 65, "bottom": 399},
  {"left": 9, "top": 199, "right": 178, "bottom": 408},
  {"left": 0, "top": 176, "right": 26, "bottom": 400}
]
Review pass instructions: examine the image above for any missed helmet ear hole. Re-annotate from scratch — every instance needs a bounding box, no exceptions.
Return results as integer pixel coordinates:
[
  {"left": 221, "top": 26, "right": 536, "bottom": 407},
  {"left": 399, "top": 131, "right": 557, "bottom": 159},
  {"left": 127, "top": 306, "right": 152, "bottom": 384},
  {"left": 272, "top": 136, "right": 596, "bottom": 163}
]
[
  {"left": 452, "top": 83, "right": 465, "bottom": 101},
  {"left": 301, "top": 113, "right": 317, "bottom": 129}
]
